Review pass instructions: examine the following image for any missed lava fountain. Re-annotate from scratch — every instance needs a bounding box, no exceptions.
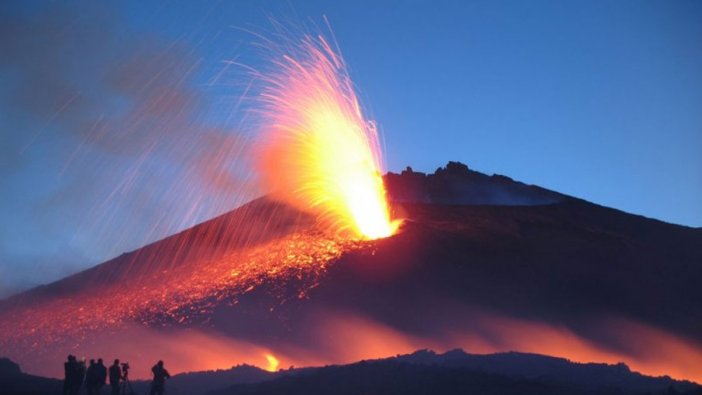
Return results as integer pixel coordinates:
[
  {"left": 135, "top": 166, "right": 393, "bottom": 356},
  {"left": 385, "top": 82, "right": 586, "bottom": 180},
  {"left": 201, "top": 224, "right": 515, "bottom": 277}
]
[{"left": 255, "top": 32, "right": 399, "bottom": 239}]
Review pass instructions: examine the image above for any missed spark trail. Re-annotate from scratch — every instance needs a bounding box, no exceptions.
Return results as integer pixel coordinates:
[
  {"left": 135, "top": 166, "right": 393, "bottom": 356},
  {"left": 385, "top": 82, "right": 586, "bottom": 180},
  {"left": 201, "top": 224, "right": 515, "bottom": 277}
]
[
  {"left": 255, "top": 32, "right": 400, "bottom": 239},
  {"left": 0, "top": 28, "right": 400, "bottom": 376}
]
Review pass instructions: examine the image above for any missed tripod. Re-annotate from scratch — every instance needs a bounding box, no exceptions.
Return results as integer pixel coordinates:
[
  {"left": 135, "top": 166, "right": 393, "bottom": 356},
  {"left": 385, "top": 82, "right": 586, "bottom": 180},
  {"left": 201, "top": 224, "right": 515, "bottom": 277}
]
[{"left": 119, "top": 375, "right": 137, "bottom": 395}]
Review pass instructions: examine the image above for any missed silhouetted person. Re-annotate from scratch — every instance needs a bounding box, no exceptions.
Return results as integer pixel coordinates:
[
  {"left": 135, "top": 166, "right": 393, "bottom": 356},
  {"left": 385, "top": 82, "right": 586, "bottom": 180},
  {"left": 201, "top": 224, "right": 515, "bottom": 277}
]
[
  {"left": 96, "top": 358, "right": 107, "bottom": 394},
  {"left": 86, "top": 359, "right": 97, "bottom": 395},
  {"left": 150, "top": 360, "right": 170, "bottom": 395},
  {"left": 63, "top": 355, "right": 78, "bottom": 395},
  {"left": 76, "top": 359, "right": 87, "bottom": 395},
  {"left": 109, "top": 359, "right": 122, "bottom": 395}
]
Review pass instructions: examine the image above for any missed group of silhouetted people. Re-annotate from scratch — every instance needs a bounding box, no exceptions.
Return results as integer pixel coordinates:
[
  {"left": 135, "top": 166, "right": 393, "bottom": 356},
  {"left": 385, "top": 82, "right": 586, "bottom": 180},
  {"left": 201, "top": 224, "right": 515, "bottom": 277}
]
[{"left": 63, "top": 355, "right": 169, "bottom": 395}]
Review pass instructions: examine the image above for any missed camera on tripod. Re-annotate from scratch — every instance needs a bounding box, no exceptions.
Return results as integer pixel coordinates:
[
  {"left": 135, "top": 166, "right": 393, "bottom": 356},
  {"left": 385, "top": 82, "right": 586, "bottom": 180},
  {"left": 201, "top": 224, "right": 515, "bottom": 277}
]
[
  {"left": 117, "top": 362, "right": 136, "bottom": 395},
  {"left": 120, "top": 362, "right": 130, "bottom": 378}
]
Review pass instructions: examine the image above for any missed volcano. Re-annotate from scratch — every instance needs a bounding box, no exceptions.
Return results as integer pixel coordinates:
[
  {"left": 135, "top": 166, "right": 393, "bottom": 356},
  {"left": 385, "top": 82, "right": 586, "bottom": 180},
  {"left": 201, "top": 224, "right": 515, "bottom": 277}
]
[{"left": 1, "top": 162, "right": 701, "bottom": 383}]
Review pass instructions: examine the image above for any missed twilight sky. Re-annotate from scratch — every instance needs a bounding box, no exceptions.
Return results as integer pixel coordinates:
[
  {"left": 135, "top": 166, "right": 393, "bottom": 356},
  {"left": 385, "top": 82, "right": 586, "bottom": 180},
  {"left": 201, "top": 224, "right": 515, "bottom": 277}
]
[{"left": 1, "top": 0, "right": 700, "bottom": 297}]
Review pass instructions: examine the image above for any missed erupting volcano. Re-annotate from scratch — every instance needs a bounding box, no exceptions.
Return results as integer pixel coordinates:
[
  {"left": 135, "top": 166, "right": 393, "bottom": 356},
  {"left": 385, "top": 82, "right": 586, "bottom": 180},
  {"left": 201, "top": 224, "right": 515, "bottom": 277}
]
[
  {"left": 1, "top": 23, "right": 702, "bottom": 395},
  {"left": 0, "top": 29, "right": 405, "bottom": 378}
]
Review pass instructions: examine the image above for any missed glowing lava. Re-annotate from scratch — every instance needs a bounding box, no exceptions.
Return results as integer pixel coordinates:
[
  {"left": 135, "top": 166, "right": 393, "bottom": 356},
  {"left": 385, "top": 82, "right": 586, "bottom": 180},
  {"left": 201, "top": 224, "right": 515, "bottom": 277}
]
[
  {"left": 256, "top": 33, "right": 399, "bottom": 239},
  {"left": 265, "top": 353, "right": 280, "bottom": 372}
]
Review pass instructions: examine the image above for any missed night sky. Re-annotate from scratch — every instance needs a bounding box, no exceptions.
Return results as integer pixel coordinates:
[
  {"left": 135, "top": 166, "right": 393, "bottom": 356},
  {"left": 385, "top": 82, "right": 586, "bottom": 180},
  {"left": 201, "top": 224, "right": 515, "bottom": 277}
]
[{"left": 1, "top": 0, "right": 700, "bottom": 296}]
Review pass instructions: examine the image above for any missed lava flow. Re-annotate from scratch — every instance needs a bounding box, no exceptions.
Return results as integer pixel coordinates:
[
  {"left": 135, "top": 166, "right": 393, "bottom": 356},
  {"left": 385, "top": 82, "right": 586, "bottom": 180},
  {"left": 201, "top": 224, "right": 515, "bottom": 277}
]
[{"left": 256, "top": 32, "right": 400, "bottom": 239}]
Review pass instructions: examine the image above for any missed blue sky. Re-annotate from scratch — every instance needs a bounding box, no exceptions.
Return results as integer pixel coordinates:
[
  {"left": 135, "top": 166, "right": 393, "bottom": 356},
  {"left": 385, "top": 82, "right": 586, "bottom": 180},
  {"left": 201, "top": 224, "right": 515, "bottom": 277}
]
[{"left": 1, "top": 0, "right": 700, "bottom": 296}]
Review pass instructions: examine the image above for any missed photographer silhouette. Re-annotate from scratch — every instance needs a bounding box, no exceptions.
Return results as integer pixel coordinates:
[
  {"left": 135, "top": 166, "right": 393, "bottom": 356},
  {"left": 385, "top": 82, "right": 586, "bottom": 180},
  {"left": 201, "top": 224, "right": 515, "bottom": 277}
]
[{"left": 150, "top": 360, "right": 170, "bottom": 395}]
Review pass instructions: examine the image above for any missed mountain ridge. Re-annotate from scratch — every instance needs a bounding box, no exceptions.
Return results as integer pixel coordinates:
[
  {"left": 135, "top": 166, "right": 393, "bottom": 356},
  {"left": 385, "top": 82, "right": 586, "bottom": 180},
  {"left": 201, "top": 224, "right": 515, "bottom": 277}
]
[
  {"left": 3, "top": 160, "right": 697, "bottom": 305},
  {"left": 1, "top": 161, "right": 700, "bottom": 383},
  {"left": 2, "top": 349, "right": 700, "bottom": 395}
]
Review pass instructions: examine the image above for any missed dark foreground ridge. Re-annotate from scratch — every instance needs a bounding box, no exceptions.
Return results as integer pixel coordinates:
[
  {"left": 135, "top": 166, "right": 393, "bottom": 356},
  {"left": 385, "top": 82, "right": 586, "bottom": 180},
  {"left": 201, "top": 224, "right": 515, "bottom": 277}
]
[
  {"left": 206, "top": 350, "right": 702, "bottom": 395},
  {"left": 2, "top": 350, "right": 701, "bottom": 395},
  {"left": 0, "top": 358, "right": 62, "bottom": 395}
]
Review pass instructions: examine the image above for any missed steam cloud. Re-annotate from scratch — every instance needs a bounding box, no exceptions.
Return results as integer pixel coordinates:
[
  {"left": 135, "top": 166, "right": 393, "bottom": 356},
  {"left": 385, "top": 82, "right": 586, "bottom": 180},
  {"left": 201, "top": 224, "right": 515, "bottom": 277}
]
[{"left": 0, "top": 3, "right": 254, "bottom": 296}]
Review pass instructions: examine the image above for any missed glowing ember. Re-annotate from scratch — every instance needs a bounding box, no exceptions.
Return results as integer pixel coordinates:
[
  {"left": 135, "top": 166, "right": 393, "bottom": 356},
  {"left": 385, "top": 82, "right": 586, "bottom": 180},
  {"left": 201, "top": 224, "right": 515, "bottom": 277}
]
[
  {"left": 256, "top": 32, "right": 400, "bottom": 240},
  {"left": 0, "top": 220, "right": 365, "bottom": 363},
  {"left": 265, "top": 353, "right": 280, "bottom": 372}
]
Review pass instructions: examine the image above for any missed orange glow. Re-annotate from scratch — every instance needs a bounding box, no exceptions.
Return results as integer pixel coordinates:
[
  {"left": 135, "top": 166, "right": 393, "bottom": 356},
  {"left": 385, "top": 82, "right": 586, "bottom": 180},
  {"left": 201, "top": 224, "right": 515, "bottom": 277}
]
[
  {"left": 307, "top": 311, "right": 702, "bottom": 384},
  {"left": 312, "top": 313, "right": 440, "bottom": 363},
  {"left": 256, "top": 33, "right": 399, "bottom": 239},
  {"left": 0, "top": 222, "right": 365, "bottom": 378},
  {"left": 447, "top": 313, "right": 702, "bottom": 383},
  {"left": 265, "top": 353, "right": 280, "bottom": 372}
]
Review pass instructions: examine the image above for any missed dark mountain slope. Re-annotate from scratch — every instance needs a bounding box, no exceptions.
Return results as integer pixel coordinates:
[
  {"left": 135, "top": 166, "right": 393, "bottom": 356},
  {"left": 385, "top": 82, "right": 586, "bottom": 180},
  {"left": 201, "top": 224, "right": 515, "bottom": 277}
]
[
  {"left": 1, "top": 162, "right": 700, "bottom": 382},
  {"left": 192, "top": 193, "right": 702, "bottom": 381},
  {"left": 207, "top": 350, "right": 701, "bottom": 395},
  {"left": 0, "top": 358, "right": 61, "bottom": 395},
  {"left": 395, "top": 349, "right": 699, "bottom": 393}
]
